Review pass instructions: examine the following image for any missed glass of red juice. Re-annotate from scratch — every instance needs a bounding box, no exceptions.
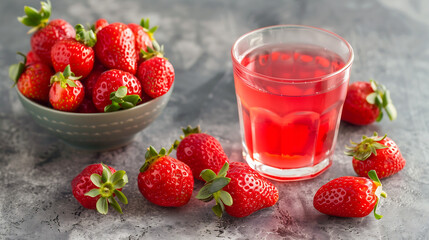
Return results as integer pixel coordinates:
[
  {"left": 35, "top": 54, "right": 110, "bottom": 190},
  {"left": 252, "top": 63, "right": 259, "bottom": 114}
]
[{"left": 231, "top": 25, "right": 354, "bottom": 181}]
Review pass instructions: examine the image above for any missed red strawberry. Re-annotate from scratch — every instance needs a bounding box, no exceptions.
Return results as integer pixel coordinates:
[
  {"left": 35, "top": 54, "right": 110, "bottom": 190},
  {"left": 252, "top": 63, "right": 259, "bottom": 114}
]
[
  {"left": 94, "top": 22, "right": 137, "bottom": 74},
  {"left": 18, "top": 1, "right": 75, "bottom": 66},
  {"left": 174, "top": 126, "right": 229, "bottom": 181},
  {"left": 49, "top": 65, "right": 85, "bottom": 111},
  {"left": 51, "top": 24, "right": 96, "bottom": 78},
  {"left": 9, "top": 53, "right": 53, "bottom": 103},
  {"left": 313, "top": 170, "right": 387, "bottom": 219},
  {"left": 137, "top": 42, "right": 174, "bottom": 98},
  {"left": 137, "top": 146, "right": 194, "bottom": 207},
  {"left": 197, "top": 162, "right": 278, "bottom": 218},
  {"left": 71, "top": 163, "right": 128, "bottom": 214},
  {"left": 77, "top": 97, "right": 98, "bottom": 113},
  {"left": 345, "top": 132, "right": 406, "bottom": 179},
  {"left": 26, "top": 50, "right": 42, "bottom": 65},
  {"left": 82, "top": 62, "right": 106, "bottom": 99},
  {"left": 341, "top": 80, "right": 397, "bottom": 125},
  {"left": 128, "top": 18, "right": 157, "bottom": 59},
  {"left": 92, "top": 69, "right": 142, "bottom": 112},
  {"left": 93, "top": 18, "right": 109, "bottom": 33}
]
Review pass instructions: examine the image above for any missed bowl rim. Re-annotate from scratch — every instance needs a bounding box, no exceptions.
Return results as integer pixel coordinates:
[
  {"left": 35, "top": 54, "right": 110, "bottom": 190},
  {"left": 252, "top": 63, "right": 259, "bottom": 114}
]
[{"left": 15, "top": 84, "right": 173, "bottom": 117}]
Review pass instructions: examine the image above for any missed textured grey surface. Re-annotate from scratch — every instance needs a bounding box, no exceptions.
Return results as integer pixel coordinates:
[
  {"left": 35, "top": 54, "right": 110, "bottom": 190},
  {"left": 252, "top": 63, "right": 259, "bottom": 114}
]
[{"left": 1, "top": 0, "right": 429, "bottom": 239}]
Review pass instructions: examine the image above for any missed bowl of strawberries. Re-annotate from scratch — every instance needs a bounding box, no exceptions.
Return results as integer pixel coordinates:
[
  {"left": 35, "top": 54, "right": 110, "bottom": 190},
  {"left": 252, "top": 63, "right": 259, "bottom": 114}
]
[{"left": 11, "top": 1, "right": 174, "bottom": 150}]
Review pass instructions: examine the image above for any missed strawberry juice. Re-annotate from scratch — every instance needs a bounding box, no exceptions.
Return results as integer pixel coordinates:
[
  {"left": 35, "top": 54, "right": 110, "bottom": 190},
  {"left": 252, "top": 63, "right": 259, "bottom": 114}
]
[{"left": 232, "top": 26, "right": 353, "bottom": 181}]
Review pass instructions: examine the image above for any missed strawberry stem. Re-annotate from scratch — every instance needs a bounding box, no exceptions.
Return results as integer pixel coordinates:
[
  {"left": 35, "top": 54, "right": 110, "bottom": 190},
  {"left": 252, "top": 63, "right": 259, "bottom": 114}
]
[
  {"left": 345, "top": 132, "right": 388, "bottom": 161},
  {"left": 18, "top": 0, "right": 51, "bottom": 33},
  {"left": 195, "top": 162, "right": 233, "bottom": 218},
  {"left": 85, "top": 163, "right": 128, "bottom": 215},
  {"left": 50, "top": 65, "right": 81, "bottom": 88},
  {"left": 368, "top": 170, "right": 387, "bottom": 220},
  {"left": 104, "top": 86, "right": 142, "bottom": 112},
  {"left": 75, "top": 24, "right": 97, "bottom": 47},
  {"left": 366, "top": 79, "right": 397, "bottom": 122}
]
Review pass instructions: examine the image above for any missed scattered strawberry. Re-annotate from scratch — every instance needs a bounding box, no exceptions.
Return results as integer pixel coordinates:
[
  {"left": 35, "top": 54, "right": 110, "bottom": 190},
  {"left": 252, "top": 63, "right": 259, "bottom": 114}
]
[
  {"left": 51, "top": 24, "right": 96, "bottom": 78},
  {"left": 9, "top": 53, "right": 53, "bottom": 103},
  {"left": 94, "top": 22, "right": 138, "bottom": 74},
  {"left": 18, "top": 1, "right": 75, "bottom": 66},
  {"left": 82, "top": 61, "right": 106, "bottom": 99},
  {"left": 93, "top": 18, "right": 109, "bottom": 33},
  {"left": 345, "top": 132, "right": 406, "bottom": 179},
  {"left": 26, "top": 50, "right": 42, "bottom": 65},
  {"left": 128, "top": 18, "right": 157, "bottom": 59},
  {"left": 49, "top": 65, "right": 85, "bottom": 111},
  {"left": 197, "top": 162, "right": 279, "bottom": 218},
  {"left": 92, "top": 69, "right": 142, "bottom": 112},
  {"left": 137, "top": 146, "right": 194, "bottom": 207},
  {"left": 71, "top": 163, "right": 128, "bottom": 214},
  {"left": 137, "top": 41, "right": 174, "bottom": 98},
  {"left": 313, "top": 170, "right": 387, "bottom": 219},
  {"left": 77, "top": 97, "right": 98, "bottom": 113},
  {"left": 341, "top": 80, "right": 397, "bottom": 125},
  {"left": 174, "top": 126, "right": 229, "bottom": 181}
]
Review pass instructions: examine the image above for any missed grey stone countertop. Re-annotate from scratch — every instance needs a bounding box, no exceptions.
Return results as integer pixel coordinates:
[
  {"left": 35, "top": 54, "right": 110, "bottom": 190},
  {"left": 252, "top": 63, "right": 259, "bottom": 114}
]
[{"left": 1, "top": 0, "right": 429, "bottom": 239}]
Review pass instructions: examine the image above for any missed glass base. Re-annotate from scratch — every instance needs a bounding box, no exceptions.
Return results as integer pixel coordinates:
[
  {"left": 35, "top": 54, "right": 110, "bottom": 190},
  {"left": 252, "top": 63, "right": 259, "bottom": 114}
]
[{"left": 244, "top": 151, "right": 332, "bottom": 182}]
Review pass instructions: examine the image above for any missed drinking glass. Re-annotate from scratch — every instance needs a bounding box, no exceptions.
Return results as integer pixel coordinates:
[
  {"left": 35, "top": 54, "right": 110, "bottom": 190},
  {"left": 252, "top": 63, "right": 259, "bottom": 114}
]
[{"left": 231, "top": 25, "right": 354, "bottom": 181}]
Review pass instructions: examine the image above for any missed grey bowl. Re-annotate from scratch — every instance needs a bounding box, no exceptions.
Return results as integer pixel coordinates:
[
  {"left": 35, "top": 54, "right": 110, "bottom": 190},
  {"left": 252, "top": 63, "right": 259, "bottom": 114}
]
[{"left": 16, "top": 86, "right": 173, "bottom": 151}]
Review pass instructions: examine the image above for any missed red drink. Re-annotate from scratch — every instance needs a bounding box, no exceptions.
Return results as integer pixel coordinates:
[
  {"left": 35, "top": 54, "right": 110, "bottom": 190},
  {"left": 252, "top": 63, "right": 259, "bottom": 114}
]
[{"left": 234, "top": 43, "right": 349, "bottom": 180}]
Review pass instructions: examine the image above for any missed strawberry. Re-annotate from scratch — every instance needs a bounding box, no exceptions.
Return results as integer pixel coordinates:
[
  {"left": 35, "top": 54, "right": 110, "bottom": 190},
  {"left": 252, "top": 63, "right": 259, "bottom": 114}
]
[
  {"left": 137, "top": 42, "right": 175, "bottom": 98},
  {"left": 174, "top": 126, "right": 229, "bottom": 181},
  {"left": 49, "top": 65, "right": 85, "bottom": 111},
  {"left": 128, "top": 18, "right": 157, "bottom": 60},
  {"left": 77, "top": 97, "right": 98, "bottom": 113},
  {"left": 196, "top": 162, "right": 279, "bottom": 218},
  {"left": 137, "top": 146, "right": 194, "bottom": 207},
  {"left": 82, "top": 61, "right": 105, "bottom": 99},
  {"left": 26, "top": 50, "right": 42, "bottom": 65},
  {"left": 345, "top": 132, "right": 406, "bottom": 179},
  {"left": 93, "top": 18, "right": 109, "bottom": 33},
  {"left": 94, "top": 22, "right": 138, "bottom": 74},
  {"left": 71, "top": 163, "right": 128, "bottom": 214},
  {"left": 313, "top": 170, "right": 387, "bottom": 219},
  {"left": 341, "top": 80, "right": 397, "bottom": 125},
  {"left": 51, "top": 24, "right": 96, "bottom": 78},
  {"left": 18, "top": 1, "right": 75, "bottom": 66},
  {"left": 92, "top": 69, "right": 142, "bottom": 112},
  {"left": 9, "top": 53, "right": 53, "bottom": 103}
]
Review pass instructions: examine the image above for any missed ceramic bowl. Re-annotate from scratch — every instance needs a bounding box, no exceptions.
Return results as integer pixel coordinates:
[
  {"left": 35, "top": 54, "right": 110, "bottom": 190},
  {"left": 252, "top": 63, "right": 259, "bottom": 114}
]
[{"left": 16, "top": 86, "right": 173, "bottom": 151}]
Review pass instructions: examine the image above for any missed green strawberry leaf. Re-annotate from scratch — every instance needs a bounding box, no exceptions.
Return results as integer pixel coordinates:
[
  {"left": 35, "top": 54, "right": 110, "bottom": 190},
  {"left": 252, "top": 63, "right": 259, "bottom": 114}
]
[
  {"left": 200, "top": 169, "right": 217, "bottom": 182},
  {"left": 113, "top": 179, "right": 127, "bottom": 189},
  {"left": 217, "top": 162, "right": 229, "bottom": 177},
  {"left": 104, "top": 86, "right": 141, "bottom": 112},
  {"left": 212, "top": 204, "right": 223, "bottom": 218},
  {"left": 219, "top": 190, "right": 233, "bottom": 206},
  {"left": 366, "top": 79, "right": 397, "bottom": 122},
  {"left": 96, "top": 197, "right": 109, "bottom": 215},
  {"left": 114, "top": 190, "right": 128, "bottom": 205},
  {"left": 115, "top": 86, "right": 128, "bottom": 98},
  {"left": 85, "top": 188, "right": 101, "bottom": 198},
  {"left": 90, "top": 173, "right": 102, "bottom": 187},
  {"left": 110, "top": 170, "right": 127, "bottom": 185},
  {"left": 367, "top": 170, "right": 387, "bottom": 220},
  {"left": 209, "top": 177, "right": 230, "bottom": 193},
  {"left": 195, "top": 184, "right": 214, "bottom": 201},
  {"left": 108, "top": 196, "right": 123, "bottom": 214},
  {"left": 9, "top": 52, "right": 27, "bottom": 85}
]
